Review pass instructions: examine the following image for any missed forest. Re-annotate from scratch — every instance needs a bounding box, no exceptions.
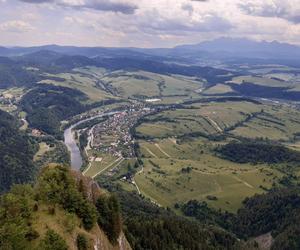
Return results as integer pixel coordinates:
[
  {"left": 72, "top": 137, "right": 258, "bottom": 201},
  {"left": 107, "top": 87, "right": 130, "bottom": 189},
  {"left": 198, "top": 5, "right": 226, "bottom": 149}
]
[
  {"left": 181, "top": 188, "right": 300, "bottom": 250},
  {"left": 0, "top": 110, "right": 37, "bottom": 192},
  {"left": 0, "top": 58, "right": 40, "bottom": 88},
  {"left": 216, "top": 141, "right": 300, "bottom": 164},
  {"left": 21, "top": 85, "right": 88, "bottom": 138},
  {"left": 102, "top": 183, "right": 241, "bottom": 250}
]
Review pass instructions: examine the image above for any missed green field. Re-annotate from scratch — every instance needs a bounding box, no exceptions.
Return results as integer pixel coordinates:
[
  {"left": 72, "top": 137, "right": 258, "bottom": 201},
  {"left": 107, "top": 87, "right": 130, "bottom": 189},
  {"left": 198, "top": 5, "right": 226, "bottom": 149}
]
[
  {"left": 40, "top": 72, "right": 115, "bottom": 103},
  {"left": 101, "top": 70, "right": 202, "bottom": 99},
  {"left": 230, "top": 75, "right": 291, "bottom": 87},
  {"left": 133, "top": 138, "right": 282, "bottom": 212},
  {"left": 129, "top": 100, "right": 300, "bottom": 212},
  {"left": 34, "top": 142, "right": 52, "bottom": 161},
  {"left": 0, "top": 87, "right": 26, "bottom": 112},
  {"left": 136, "top": 101, "right": 264, "bottom": 138},
  {"left": 203, "top": 84, "right": 235, "bottom": 95},
  {"left": 230, "top": 104, "right": 300, "bottom": 141},
  {"left": 136, "top": 100, "right": 300, "bottom": 142},
  {"left": 83, "top": 150, "right": 120, "bottom": 178}
]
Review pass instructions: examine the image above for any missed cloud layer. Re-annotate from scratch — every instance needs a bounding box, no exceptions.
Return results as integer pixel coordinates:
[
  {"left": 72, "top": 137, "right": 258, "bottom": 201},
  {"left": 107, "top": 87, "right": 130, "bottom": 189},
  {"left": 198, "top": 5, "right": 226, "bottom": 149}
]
[
  {"left": 239, "top": 0, "right": 300, "bottom": 24},
  {"left": 0, "top": 0, "right": 299, "bottom": 47},
  {"left": 18, "top": 0, "right": 138, "bottom": 14}
]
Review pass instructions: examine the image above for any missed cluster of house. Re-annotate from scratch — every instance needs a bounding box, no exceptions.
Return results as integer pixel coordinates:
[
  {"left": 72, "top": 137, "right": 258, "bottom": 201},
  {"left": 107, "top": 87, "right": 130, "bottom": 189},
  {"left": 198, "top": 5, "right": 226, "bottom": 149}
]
[
  {"left": 91, "top": 104, "right": 153, "bottom": 158},
  {"left": 0, "top": 93, "right": 15, "bottom": 107}
]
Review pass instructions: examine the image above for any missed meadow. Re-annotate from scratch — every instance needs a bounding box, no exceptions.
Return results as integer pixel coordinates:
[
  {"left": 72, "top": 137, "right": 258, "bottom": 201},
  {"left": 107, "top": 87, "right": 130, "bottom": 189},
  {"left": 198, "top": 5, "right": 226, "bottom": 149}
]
[
  {"left": 40, "top": 72, "right": 115, "bottom": 103},
  {"left": 130, "top": 99, "right": 300, "bottom": 212},
  {"left": 101, "top": 70, "right": 202, "bottom": 99},
  {"left": 133, "top": 138, "right": 282, "bottom": 212},
  {"left": 230, "top": 75, "right": 291, "bottom": 87},
  {"left": 136, "top": 100, "right": 264, "bottom": 138},
  {"left": 203, "top": 83, "right": 236, "bottom": 95}
]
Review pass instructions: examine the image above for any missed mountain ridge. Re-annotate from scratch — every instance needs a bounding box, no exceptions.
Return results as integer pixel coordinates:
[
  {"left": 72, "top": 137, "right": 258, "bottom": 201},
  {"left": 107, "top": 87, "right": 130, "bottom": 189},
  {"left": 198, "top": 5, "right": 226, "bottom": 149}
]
[{"left": 1, "top": 37, "right": 300, "bottom": 59}]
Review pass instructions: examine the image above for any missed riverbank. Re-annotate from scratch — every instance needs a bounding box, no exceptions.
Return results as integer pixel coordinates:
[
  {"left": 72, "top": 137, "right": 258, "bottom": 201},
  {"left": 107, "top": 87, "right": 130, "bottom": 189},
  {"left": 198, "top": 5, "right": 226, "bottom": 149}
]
[{"left": 64, "top": 111, "right": 118, "bottom": 170}]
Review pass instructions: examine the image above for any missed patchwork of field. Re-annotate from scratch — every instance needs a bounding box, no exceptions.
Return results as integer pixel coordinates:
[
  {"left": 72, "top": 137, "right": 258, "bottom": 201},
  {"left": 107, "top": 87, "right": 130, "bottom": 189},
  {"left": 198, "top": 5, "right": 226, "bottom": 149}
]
[
  {"left": 101, "top": 70, "right": 202, "bottom": 98},
  {"left": 136, "top": 100, "right": 300, "bottom": 142},
  {"left": 265, "top": 73, "right": 300, "bottom": 82},
  {"left": 134, "top": 138, "right": 282, "bottom": 212},
  {"left": 40, "top": 72, "right": 115, "bottom": 103},
  {"left": 128, "top": 99, "right": 300, "bottom": 212},
  {"left": 136, "top": 101, "right": 263, "bottom": 138},
  {"left": 0, "top": 87, "right": 26, "bottom": 112},
  {"left": 40, "top": 68, "right": 204, "bottom": 104},
  {"left": 230, "top": 76, "right": 290, "bottom": 87},
  {"left": 73, "top": 66, "right": 107, "bottom": 78},
  {"left": 245, "top": 65, "right": 298, "bottom": 74},
  {"left": 203, "top": 84, "right": 236, "bottom": 95},
  {"left": 230, "top": 104, "right": 300, "bottom": 141},
  {"left": 83, "top": 150, "right": 120, "bottom": 178}
]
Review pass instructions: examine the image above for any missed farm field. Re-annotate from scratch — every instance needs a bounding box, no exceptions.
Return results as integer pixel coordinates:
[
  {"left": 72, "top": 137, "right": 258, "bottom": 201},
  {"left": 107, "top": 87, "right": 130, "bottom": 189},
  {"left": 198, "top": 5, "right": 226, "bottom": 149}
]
[
  {"left": 40, "top": 72, "right": 115, "bottom": 103},
  {"left": 230, "top": 75, "right": 292, "bottom": 88},
  {"left": 82, "top": 150, "right": 119, "bottom": 178},
  {"left": 136, "top": 100, "right": 300, "bottom": 142},
  {"left": 101, "top": 70, "right": 202, "bottom": 98},
  {"left": 129, "top": 99, "right": 300, "bottom": 212},
  {"left": 136, "top": 100, "right": 264, "bottom": 138},
  {"left": 203, "top": 83, "right": 236, "bottom": 95},
  {"left": 73, "top": 66, "right": 107, "bottom": 78},
  {"left": 134, "top": 138, "right": 282, "bottom": 212},
  {"left": 0, "top": 87, "right": 26, "bottom": 112},
  {"left": 230, "top": 104, "right": 300, "bottom": 141}
]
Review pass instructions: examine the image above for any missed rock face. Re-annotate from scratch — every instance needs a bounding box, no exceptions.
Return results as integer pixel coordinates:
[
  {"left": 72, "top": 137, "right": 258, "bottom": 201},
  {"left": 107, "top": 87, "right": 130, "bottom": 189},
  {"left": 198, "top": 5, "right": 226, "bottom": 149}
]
[
  {"left": 70, "top": 169, "right": 132, "bottom": 250},
  {"left": 71, "top": 170, "right": 103, "bottom": 203}
]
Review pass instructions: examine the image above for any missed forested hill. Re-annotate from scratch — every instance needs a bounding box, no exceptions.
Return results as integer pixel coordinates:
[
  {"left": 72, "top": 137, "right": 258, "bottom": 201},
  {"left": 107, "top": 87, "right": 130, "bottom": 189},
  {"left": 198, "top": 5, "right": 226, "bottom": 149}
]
[
  {"left": 21, "top": 85, "right": 88, "bottom": 138},
  {"left": 0, "top": 110, "right": 37, "bottom": 192},
  {"left": 0, "top": 57, "right": 40, "bottom": 88},
  {"left": 0, "top": 164, "right": 130, "bottom": 250}
]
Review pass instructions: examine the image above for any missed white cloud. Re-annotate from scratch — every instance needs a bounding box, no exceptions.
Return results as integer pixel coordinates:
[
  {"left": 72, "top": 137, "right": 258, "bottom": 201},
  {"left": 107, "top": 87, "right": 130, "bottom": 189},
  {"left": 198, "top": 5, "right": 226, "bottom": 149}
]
[
  {"left": 0, "top": 20, "right": 35, "bottom": 33},
  {"left": 239, "top": 0, "right": 300, "bottom": 24},
  {"left": 18, "top": 0, "right": 138, "bottom": 14},
  {"left": 0, "top": 0, "right": 300, "bottom": 47}
]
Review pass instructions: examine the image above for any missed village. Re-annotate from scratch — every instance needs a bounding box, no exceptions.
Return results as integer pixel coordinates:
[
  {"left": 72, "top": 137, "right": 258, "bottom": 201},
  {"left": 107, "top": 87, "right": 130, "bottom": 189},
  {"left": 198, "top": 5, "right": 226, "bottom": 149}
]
[{"left": 88, "top": 102, "right": 154, "bottom": 159}]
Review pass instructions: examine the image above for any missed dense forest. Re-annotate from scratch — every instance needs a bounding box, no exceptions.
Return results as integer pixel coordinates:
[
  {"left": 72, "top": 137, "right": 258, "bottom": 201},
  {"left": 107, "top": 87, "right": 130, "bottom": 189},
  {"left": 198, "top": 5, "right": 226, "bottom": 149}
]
[
  {"left": 216, "top": 141, "right": 300, "bottom": 164},
  {"left": 181, "top": 188, "right": 300, "bottom": 250},
  {"left": 101, "top": 183, "right": 241, "bottom": 250},
  {"left": 0, "top": 110, "right": 37, "bottom": 192},
  {"left": 229, "top": 82, "right": 300, "bottom": 101},
  {"left": 0, "top": 57, "right": 40, "bottom": 88},
  {"left": 21, "top": 85, "right": 88, "bottom": 138},
  {"left": 235, "top": 188, "right": 300, "bottom": 241}
]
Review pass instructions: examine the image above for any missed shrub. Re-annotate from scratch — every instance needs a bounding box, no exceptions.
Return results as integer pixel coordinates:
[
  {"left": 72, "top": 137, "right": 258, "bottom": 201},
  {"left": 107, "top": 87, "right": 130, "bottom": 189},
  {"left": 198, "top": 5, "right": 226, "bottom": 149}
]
[
  {"left": 39, "top": 229, "right": 68, "bottom": 250},
  {"left": 76, "top": 233, "right": 89, "bottom": 250}
]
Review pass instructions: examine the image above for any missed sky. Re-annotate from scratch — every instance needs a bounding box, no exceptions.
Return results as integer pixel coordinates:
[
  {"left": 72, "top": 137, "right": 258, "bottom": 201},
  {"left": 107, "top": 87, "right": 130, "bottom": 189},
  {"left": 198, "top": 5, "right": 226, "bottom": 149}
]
[{"left": 0, "top": 0, "right": 300, "bottom": 47}]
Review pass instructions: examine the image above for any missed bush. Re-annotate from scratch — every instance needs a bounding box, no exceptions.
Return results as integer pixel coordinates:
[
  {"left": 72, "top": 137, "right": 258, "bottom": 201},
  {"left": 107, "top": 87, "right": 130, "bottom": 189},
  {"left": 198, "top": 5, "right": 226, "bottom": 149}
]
[
  {"left": 76, "top": 233, "right": 89, "bottom": 250},
  {"left": 39, "top": 229, "right": 68, "bottom": 250},
  {"left": 64, "top": 213, "right": 77, "bottom": 233}
]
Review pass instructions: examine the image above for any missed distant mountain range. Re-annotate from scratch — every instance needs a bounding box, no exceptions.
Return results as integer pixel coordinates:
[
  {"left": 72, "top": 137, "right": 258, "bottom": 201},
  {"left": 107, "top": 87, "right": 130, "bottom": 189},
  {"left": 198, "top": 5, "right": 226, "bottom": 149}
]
[{"left": 1, "top": 38, "right": 300, "bottom": 62}]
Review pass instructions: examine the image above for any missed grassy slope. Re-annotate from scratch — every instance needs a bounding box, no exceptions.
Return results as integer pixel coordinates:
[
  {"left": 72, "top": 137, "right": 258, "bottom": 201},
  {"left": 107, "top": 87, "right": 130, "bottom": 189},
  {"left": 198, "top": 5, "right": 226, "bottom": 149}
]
[
  {"left": 40, "top": 72, "right": 115, "bottom": 103},
  {"left": 135, "top": 138, "right": 282, "bottom": 212},
  {"left": 132, "top": 100, "right": 300, "bottom": 212}
]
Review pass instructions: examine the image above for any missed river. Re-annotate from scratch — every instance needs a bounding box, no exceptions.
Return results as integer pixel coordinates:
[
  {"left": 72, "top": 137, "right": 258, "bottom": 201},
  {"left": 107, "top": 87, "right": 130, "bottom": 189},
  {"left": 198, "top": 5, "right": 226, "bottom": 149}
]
[{"left": 64, "top": 111, "right": 118, "bottom": 170}]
